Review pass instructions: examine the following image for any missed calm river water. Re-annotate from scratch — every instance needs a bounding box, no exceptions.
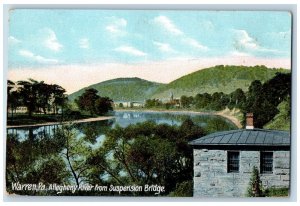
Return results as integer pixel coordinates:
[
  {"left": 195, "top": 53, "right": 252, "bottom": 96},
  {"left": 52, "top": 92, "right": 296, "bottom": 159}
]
[{"left": 7, "top": 111, "right": 237, "bottom": 141}]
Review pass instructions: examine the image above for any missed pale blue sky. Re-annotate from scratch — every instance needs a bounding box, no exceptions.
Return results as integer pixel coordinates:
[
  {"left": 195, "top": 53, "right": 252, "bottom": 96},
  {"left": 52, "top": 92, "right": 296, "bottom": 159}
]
[{"left": 8, "top": 10, "right": 291, "bottom": 68}]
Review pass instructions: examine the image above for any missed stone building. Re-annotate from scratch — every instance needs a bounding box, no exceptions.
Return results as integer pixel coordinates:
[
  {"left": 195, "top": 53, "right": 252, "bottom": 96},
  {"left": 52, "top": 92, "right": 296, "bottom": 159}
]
[{"left": 189, "top": 113, "right": 290, "bottom": 197}]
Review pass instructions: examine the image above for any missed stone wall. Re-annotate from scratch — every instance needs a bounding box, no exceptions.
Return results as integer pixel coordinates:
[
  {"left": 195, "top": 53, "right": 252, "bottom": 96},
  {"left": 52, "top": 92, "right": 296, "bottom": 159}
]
[{"left": 193, "top": 149, "right": 290, "bottom": 197}]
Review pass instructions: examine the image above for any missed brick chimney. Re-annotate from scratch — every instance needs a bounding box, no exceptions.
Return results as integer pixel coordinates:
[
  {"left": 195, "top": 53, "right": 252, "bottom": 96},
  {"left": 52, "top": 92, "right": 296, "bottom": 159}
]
[{"left": 246, "top": 113, "right": 254, "bottom": 129}]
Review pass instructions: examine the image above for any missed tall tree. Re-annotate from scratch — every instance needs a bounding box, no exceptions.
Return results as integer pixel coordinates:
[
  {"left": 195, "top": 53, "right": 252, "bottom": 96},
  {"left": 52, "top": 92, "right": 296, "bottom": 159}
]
[
  {"left": 36, "top": 81, "right": 52, "bottom": 114},
  {"left": 230, "top": 88, "right": 246, "bottom": 108},
  {"left": 51, "top": 84, "right": 67, "bottom": 115},
  {"left": 262, "top": 72, "right": 291, "bottom": 106},
  {"left": 7, "top": 80, "right": 20, "bottom": 120},
  {"left": 180, "top": 95, "right": 193, "bottom": 108},
  {"left": 17, "top": 79, "right": 39, "bottom": 117},
  {"left": 95, "top": 97, "right": 113, "bottom": 115},
  {"left": 194, "top": 93, "right": 211, "bottom": 109},
  {"left": 56, "top": 125, "right": 92, "bottom": 188},
  {"left": 241, "top": 74, "right": 291, "bottom": 128},
  {"left": 75, "top": 88, "right": 113, "bottom": 116},
  {"left": 75, "top": 88, "right": 99, "bottom": 116}
]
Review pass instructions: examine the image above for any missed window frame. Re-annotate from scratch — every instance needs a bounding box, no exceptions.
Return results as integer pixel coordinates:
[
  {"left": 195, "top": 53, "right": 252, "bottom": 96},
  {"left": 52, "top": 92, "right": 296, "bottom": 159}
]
[
  {"left": 260, "top": 151, "right": 273, "bottom": 174},
  {"left": 227, "top": 151, "right": 240, "bottom": 173}
]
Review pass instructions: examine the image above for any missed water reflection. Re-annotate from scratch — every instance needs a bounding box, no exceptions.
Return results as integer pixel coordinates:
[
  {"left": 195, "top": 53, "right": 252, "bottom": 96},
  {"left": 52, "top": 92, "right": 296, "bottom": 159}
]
[
  {"left": 7, "top": 111, "right": 237, "bottom": 141},
  {"left": 6, "top": 111, "right": 237, "bottom": 195}
]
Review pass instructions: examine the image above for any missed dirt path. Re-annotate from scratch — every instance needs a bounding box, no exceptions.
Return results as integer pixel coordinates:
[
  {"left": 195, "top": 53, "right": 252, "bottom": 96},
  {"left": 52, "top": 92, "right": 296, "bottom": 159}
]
[
  {"left": 215, "top": 110, "right": 243, "bottom": 129},
  {"left": 7, "top": 116, "right": 115, "bottom": 129},
  {"left": 116, "top": 109, "right": 243, "bottom": 129}
]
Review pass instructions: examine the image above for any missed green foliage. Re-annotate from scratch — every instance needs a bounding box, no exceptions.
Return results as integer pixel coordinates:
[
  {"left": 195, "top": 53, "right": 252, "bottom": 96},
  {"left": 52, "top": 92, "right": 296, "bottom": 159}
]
[
  {"left": 152, "top": 65, "right": 289, "bottom": 99},
  {"left": 264, "top": 99, "right": 291, "bottom": 131},
  {"left": 241, "top": 73, "right": 291, "bottom": 128},
  {"left": 69, "top": 77, "right": 163, "bottom": 102},
  {"left": 7, "top": 115, "right": 235, "bottom": 196},
  {"left": 194, "top": 93, "right": 211, "bottom": 109},
  {"left": 264, "top": 187, "right": 289, "bottom": 197},
  {"left": 55, "top": 125, "right": 93, "bottom": 188},
  {"left": 95, "top": 97, "right": 113, "bottom": 115},
  {"left": 143, "top": 71, "right": 290, "bottom": 130},
  {"left": 247, "top": 166, "right": 264, "bottom": 197},
  {"left": 69, "top": 66, "right": 288, "bottom": 103},
  {"left": 8, "top": 79, "right": 67, "bottom": 117},
  {"left": 228, "top": 88, "right": 246, "bottom": 109},
  {"left": 75, "top": 88, "right": 113, "bottom": 116},
  {"left": 204, "top": 117, "right": 237, "bottom": 134},
  {"left": 180, "top": 95, "right": 194, "bottom": 108},
  {"left": 6, "top": 130, "right": 69, "bottom": 195},
  {"left": 75, "top": 88, "right": 99, "bottom": 115},
  {"left": 145, "top": 99, "right": 163, "bottom": 108},
  {"left": 91, "top": 120, "right": 205, "bottom": 195},
  {"left": 168, "top": 180, "right": 193, "bottom": 197}
]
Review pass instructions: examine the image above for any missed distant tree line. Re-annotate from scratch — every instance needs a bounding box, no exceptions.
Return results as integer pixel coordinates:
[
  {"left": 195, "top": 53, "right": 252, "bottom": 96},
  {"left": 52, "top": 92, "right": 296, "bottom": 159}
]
[
  {"left": 7, "top": 80, "right": 114, "bottom": 122},
  {"left": 145, "top": 72, "right": 291, "bottom": 128},
  {"left": 7, "top": 79, "right": 67, "bottom": 118},
  {"left": 145, "top": 99, "right": 163, "bottom": 108}
]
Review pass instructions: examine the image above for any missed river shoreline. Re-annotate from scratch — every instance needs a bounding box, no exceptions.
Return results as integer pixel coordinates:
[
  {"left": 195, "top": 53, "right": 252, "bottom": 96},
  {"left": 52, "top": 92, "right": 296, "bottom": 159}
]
[
  {"left": 7, "top": 116, "right": 115, "bottom": 129},
  {"left": 115, "top": 109, "right": 243, "bottom": 129},
  {"left": 7, "top": 109, "right": 242, "bottom": 129}
]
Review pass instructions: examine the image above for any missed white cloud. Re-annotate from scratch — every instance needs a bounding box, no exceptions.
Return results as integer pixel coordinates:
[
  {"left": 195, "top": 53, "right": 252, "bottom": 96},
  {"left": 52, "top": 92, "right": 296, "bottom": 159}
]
[
  {"left": 19, "top": 49, "right": 59, "bottom": 64},
  {"left": 105, "top": 17, "right": 127, "bottom": 36},
  {"left": 233, "top": 29, "right": 287, "bottom": 56},
  {"left": 114, "top": 46, "right": 147, "bottom": 57},
  {"left": 153, "top": 41, "right": 177, "bottom": 53},
  {"left": 79, "top": 38, "right": 89, "bottom": 49},
  {"left": 9, "top": 36, "right": 21, "bottom": 44},
  {"left": 182, "top": 37, "right": 208, "bottom": 51},
  {"left": 153, "top": 16, "right": 183, "bottom": 36},
  {"left": 233, "top": 30, "right": 260, "bottom": 51},
  {"left": 42, "top": 28, "right": 63, "bottom": 52},
  {"left": 153, "top": 16, "right": 209, "bottom": 51}
]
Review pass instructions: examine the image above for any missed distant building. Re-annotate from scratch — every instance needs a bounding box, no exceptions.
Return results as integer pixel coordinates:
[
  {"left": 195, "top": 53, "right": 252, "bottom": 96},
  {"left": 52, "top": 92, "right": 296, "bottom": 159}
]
[
  {"left": 131, "top": 101, "right": 145, "bottom": 108},
  {"left": 166, "top": 92, "right": 180, "bottom": 108},
  {"left": 114, "top": 101, "right": 144, "bottom": 108},
  {"left": 189, "top": 113, "right": 290, "bottom": 197}
]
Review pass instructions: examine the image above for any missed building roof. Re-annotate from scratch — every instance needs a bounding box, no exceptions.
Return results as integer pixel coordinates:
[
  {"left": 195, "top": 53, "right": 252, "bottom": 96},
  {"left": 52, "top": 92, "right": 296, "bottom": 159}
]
[{"left": 189, "top": 129, "right": 290, "bottom": 149}]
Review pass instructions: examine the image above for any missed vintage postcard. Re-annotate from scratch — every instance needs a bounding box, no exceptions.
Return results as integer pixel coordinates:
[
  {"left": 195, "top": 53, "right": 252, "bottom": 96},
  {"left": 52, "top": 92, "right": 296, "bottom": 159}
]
[{"left": 6, "top": 10, "right": 291, "bottom": 197}]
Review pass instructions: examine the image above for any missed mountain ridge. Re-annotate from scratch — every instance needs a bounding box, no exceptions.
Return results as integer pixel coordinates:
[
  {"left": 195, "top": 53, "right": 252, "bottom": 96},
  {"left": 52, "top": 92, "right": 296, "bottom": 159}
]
[
  {"left": 69, "top": 65, "right": 290, "bottom": 102},
  {"left": 68, "top": 77, "right": 163, "bottom": 102},
  {"left": 151, "top": 65, "right": 289, "bottom": 99}
]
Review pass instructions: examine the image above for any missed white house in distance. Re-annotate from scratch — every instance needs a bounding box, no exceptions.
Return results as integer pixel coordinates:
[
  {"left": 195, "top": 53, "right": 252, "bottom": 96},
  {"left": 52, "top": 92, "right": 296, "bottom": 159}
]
[
  {"left": 189, "top": 113, "right": 290, "bottom": 197},
  {"left": 113, "top": 101, "right": 145, "bottom": 108}
]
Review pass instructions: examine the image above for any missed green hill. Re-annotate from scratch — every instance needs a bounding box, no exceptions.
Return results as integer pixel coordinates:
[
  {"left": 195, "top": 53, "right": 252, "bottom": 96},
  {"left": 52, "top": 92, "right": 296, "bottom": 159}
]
[
  {"left": 151, "top": 65, "right": 289, "bottom": 100},
  {"left": 68, "top": 77, "right": 163, "bottom": 102},
  {"left": 264, "top": 100, "right": 291, "bottom": 131},
  {"left": 69, "top": 65, "right": 290, "bottom": 103}
]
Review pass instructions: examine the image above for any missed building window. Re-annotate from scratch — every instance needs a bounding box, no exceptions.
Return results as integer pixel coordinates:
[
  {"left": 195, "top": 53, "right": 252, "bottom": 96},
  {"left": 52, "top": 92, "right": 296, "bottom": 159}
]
[
  {"left": 227, "top": 151, "right": 240, "bottom": 173},
  {"left": 261, "top": 152, "right": 273, "bottom": 174}
]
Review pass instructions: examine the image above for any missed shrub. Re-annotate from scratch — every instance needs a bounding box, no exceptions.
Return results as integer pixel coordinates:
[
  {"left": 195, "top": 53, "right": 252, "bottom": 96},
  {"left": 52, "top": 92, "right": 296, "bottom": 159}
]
[
  {"left": 168, "top": 181, "right": 193, "bottom": 197},
  {"left": 264, "top": 188, "right": 289, "bottom": 197},
  {"left": 247, "top": 166, "right": 264, "bottom": 197}
]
